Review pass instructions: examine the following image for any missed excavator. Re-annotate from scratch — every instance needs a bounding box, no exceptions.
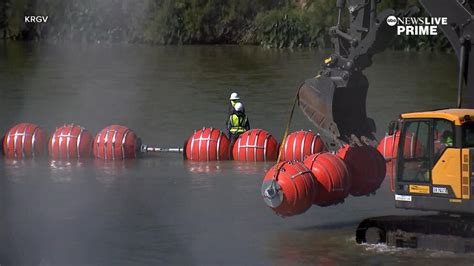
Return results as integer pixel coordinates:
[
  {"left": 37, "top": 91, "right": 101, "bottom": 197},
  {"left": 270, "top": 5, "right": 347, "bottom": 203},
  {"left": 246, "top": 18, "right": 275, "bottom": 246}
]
[{"left": 298, "top": 0, "right": 474, "bottom": 252}]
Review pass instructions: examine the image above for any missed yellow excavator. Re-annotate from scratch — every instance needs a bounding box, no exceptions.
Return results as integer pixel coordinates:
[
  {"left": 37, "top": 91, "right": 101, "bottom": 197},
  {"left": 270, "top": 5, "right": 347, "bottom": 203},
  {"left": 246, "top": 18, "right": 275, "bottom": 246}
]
[
  {"left": 298, "top": 0, "right": 474, "bottom": 251},
  {"left": 356, "top": 108, "right": 474, "bottom": 251}
]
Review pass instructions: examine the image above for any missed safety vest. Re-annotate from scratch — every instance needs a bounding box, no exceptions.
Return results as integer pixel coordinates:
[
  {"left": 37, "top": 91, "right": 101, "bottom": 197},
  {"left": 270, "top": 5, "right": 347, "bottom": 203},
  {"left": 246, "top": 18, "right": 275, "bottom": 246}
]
[
  {"left": 443, "top": 135, "right": 454, "bottom": 147},
  {"left": 229, "top": 113, "right": 248, "bottom": 134}
]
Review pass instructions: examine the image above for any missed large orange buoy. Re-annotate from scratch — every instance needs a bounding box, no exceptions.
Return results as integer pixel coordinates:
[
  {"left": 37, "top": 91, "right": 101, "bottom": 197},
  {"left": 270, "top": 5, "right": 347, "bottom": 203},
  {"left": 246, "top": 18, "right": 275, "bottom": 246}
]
[
  {"left": 49, "top": 124, "right": 92, "bottom": 160},
  {"left": 377, "top": 132, "right": 399, "bottom": 184},
  {"left": 261, "top": 161, "right": 315, "bottom": 217},
  {"left": 184, "top": 127, "right": 230, "bottom": 161},
  {"left": 377, "top": 130, "right": 423, "bottom": 188},
  {"left": 232, "top": 129, "right": 279, "bottom": 161},
  {"left": 280, "top": 130, "right": 326, "bottom": 161},
  {"left": 377, "top": 130, "right": 423, "bottom": 160},
  {"left": 337, "top": 145, "right": 386, "bottom": 196},
  {"left": 93, "top": 125, "right": 140, "bottom": 160},
  {"left": 303, "top": 152, "right": 351, "bottom": 206},
  {"left": 3, "top": 123, "right": 46, "bottom": 158}
]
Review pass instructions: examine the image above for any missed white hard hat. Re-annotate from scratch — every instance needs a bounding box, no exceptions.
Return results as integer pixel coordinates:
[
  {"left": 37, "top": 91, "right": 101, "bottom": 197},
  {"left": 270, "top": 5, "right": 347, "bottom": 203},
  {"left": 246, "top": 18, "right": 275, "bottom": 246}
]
[
  {"left": 230, "top": 92, "right": 240, "bottom": 100},
  {"left": 234, "top": 102, "right": 244, "bottom": 112}
]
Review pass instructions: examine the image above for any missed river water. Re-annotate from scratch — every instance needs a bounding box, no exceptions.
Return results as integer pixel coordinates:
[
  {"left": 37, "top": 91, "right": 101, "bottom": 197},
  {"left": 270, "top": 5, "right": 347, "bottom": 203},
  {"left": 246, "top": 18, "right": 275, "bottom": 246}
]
[{"left": 0, "top": 42, "right": 471, "bottom": 265}]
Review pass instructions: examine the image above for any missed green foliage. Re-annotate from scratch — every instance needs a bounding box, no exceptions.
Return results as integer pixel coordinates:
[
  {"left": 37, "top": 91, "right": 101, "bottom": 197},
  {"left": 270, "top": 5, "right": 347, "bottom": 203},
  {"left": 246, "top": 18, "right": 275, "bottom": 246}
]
[
  {"left": 253, "top": 0, "right": 336, "bottom": 48},
  {"left": 0, "top": 0, "right": 452, "bottom": 51},
  {"left": 254, "top": 8, "right": 309, "bottom": 48}
]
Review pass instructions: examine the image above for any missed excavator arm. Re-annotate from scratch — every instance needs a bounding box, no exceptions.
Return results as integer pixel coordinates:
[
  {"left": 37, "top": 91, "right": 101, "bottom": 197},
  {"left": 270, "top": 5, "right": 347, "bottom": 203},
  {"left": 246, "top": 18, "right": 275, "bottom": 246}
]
[
  {"left": 299, "top": 0, "right": 474, "bottom": 144},
  {"left": 418, "top": 0, "right": 474, "bottom": 108}
]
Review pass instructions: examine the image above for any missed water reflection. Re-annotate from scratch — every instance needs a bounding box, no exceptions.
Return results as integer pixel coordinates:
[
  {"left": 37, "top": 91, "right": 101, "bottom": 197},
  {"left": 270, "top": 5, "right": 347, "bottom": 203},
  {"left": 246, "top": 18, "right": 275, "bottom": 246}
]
[
  {"left": 184, "top": 160, "right": 223, "bottom": 174},
  {"left": 3, "top": 159, "right": 44, "bottom": 183},
  {"left": 183, "top": 160, "right": 272, "bottom": 175},
  {"left": 230, "top": 161, "right": 273, "bottom": 175},
  {"left": 49, "top": 159, "right": 88, "bottom": 183},
  {"left": 93, "top": 159, "right": 137, "bottom": 185}
]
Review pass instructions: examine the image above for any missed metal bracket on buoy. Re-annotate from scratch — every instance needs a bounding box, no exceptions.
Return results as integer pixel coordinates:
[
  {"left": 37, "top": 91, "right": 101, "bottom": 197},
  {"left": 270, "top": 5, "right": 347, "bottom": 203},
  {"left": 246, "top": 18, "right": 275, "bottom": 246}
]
[
  {"left": 140, "top": 144, "right": 183, "bottom": 153},
  {"left": 261, "top": 179, "right": 283, "bottom": 208}
]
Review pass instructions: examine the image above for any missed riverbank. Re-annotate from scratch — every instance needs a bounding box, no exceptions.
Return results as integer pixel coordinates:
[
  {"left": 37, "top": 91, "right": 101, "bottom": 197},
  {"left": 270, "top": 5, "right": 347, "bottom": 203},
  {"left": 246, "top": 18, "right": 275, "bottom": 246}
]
[{"left": 0, "top": 0, "right": 451, "bottom": 51}]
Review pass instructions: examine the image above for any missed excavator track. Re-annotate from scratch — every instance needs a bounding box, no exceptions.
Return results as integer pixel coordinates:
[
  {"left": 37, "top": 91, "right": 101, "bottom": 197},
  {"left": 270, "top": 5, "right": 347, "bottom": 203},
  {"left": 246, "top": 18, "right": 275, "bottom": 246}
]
[{"left": 356, "top": 215, "right": 474, "bottom": 253}]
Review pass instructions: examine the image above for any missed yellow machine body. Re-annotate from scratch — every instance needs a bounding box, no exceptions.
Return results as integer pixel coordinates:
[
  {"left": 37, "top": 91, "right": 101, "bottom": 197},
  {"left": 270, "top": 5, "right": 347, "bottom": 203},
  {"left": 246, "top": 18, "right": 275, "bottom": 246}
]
[{"left": 394, "top": 109, "right": 474, "bottom": 213}]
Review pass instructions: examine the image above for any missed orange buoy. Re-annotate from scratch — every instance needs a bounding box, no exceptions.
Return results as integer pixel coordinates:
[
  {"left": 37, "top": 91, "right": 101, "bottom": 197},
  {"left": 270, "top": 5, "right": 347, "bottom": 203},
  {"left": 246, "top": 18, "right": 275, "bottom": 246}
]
[
  {"left": 377, "top": 130, "right": 423, "bottom": 186},
  {"left": 303, "top": 152, "right": 351, "bottom": 206},
  {"left": 337, "top": 145, "right": 386, "bottom": 196},
  {"left": 184, "top": 127, "right": 229, "bottom": 161},
  {"left": 377, "top": 132, "right": 399, "bottom": 183},
  {"left": 261, "top": 161, "right": 315, "bottom": 217},
  {"left": 377, "top": 130, "right": 424, "bottom": 160},
  {"left": 3, "top": 123, "right": 46, "bottom": 158},
  {"left": 93, "top": 125, "right": 140, "bottom": 160},
  {"left": 49, "top": 124, "right": 92, "bottom": 160},
  {"left": 232, "top": 129, "right": 279, "bottom": 161},
  {"left": 280, "top": 130, "right": 326, "bottom": 161}
]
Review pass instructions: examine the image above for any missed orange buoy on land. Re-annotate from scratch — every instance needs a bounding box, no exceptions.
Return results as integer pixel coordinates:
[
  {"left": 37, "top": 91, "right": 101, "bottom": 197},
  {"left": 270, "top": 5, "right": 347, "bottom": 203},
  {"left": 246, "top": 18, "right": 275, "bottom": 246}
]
[
  {"left": 232, "top": 129, "right": 279, "bottom": 161},
  {"left": 49, "top": 124, "right": 92, "bottom": 160},
  {"left": 3, "top": 123, "right": 46, "bottom": 158},
  {"left": 93, "top": 125, "right": 140, "bottom": 160},
  {"left": 261, "top": 161, "right": 315, "bottom": 217},
  {"left": 280, "top": 130, "right": 326, "bottom": 161},
  {"left": 337, "top": 145, "right": 386, "bottom": 196},
  {"left": 303, "top": 152, "right": 351, "bottom": 206},
  {"left": 184, "top": 127, "right": 229, "bottom": 161}
]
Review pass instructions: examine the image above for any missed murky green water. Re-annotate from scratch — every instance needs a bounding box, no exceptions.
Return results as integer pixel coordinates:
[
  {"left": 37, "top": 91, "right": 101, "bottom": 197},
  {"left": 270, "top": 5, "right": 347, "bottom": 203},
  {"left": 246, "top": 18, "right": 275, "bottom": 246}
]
[{"left": 0, "top": 42, "right": 471, "bottom": 265}]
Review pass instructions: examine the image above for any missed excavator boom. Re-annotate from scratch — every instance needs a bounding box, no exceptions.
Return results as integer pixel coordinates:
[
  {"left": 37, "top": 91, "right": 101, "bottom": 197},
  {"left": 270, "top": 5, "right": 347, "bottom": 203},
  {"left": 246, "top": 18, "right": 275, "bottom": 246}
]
[{"left": 299, "top": 0, "right": 474, "bottom": 144}]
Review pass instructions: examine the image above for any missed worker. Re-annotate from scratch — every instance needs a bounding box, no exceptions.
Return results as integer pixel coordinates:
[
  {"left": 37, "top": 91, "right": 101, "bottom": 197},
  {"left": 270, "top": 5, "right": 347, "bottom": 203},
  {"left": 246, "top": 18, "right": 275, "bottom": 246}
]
[
  {"left": 434, "top": 130, "right": 454, "bottom": 161},
  {"left": 227, "top": 102, "right": 250, "bottom": 145},
  {"left": 441, "top": 130, "right": 454, "bottom": 147}
]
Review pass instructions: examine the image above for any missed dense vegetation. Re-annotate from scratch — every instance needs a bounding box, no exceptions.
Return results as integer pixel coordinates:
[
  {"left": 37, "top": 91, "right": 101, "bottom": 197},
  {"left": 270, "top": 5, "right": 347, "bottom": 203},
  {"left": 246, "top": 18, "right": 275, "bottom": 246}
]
[{"left": 0, "top": 0, "right": 451, "bottom": 51}]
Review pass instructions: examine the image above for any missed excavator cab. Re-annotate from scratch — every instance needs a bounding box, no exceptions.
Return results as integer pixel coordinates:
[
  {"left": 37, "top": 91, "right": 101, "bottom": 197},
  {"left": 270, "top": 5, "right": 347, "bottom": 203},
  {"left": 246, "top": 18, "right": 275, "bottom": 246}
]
[
  {"left": 394, "top": 109, "right": 474, "bottom": 214},
  {"left": 355, "top": 110, "right": 474, "bottom": 250}
]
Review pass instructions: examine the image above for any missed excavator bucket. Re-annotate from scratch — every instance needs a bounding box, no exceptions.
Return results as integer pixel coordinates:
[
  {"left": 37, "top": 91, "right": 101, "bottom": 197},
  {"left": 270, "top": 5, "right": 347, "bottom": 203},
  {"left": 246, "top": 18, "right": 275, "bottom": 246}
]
[
  {"left": 298, "top": 77, "right": 340, "bottom": 140},
  {"left": 298, "top": 73, "right": 376, "bottom": 143}
]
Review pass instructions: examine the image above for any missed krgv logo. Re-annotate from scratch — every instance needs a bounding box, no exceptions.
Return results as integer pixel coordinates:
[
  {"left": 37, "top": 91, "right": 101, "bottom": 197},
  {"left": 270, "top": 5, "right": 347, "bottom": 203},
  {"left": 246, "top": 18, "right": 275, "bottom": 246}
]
[
  {"left": 25, "top": 16, "right": 49, "bottom": 23},
  {"left": 386, "top": 15, "right": 448, "bottom": 36}
]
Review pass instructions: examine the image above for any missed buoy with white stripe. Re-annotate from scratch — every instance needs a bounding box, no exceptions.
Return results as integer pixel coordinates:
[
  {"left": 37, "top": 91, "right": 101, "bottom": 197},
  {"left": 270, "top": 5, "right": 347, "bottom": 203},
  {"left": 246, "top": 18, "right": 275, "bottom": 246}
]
[
  {"left": 232, "top": 129, "right": 279, "bottom": 161},
  {"left": 49, "top": 124, "right": 92, "bottom": 160},
  {"left": 280, "top": 130, "right": 326, "bottom": 161},
  {"left": 303, "top": 152, "right": 351, "bottom": 206},
  {"left": 93, "top": 125, "right": 141, "bottom": 160},
  {"left": 261, "top": 160, "right": 316, "bottom": 217},
  {"left": 184, "top": 127, "right": 229, "bottom": 161},
  {"left": 3, "top": 123, "right": 46, "bottom": 159}
]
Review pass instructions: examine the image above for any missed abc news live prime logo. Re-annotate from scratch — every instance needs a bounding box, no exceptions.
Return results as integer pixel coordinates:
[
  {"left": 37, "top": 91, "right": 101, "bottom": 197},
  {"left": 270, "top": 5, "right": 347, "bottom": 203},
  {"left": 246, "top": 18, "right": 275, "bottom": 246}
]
[
  {"left": 24, "top": 16, "right": 49, "bottom": 23},
  {"left": 386, "top": 15, "right": 447, "bottom": 35}
]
